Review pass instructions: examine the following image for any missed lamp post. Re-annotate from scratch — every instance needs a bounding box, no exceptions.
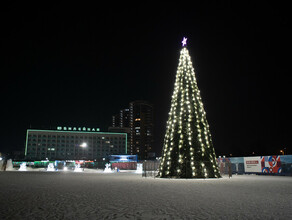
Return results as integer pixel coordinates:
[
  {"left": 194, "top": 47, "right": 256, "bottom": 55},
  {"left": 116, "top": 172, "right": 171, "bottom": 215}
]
[
  {"left": 78, "top": 142, "right": 88, "bottom": 168},
  {"left": 80, "top": 142, "right": 87, "bottom": 148}
]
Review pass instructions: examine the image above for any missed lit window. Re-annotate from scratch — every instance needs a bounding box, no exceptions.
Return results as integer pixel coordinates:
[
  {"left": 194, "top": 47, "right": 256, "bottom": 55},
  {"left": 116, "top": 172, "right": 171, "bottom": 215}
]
[{"left": 135, "top": 118, "right": 141, "bottom": 121}]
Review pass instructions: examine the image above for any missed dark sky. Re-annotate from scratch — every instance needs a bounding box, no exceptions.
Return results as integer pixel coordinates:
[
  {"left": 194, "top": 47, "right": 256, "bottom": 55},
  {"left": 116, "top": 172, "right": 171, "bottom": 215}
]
[{"left": 1, "top": 2, "right": 290, "bottom": 157}]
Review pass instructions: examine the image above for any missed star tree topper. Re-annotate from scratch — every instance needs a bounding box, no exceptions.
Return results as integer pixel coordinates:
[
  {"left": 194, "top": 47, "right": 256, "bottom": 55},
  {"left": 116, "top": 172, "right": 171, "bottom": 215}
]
[{"left": 182, "top": 37, "right": 187, "bottom": 47}]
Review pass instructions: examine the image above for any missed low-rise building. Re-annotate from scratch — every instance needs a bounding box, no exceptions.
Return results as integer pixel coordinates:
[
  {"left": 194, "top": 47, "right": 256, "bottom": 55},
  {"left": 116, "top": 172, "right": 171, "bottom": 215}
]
[{"left": 25, "top": 128, "right": 127, "bottom": 160}]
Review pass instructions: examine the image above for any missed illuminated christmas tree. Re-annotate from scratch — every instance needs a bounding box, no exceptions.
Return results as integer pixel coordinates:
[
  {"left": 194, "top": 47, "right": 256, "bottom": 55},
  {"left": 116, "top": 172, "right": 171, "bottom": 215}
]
[{"left": 159, "top": 37, "right": 220, "bottom": 178}]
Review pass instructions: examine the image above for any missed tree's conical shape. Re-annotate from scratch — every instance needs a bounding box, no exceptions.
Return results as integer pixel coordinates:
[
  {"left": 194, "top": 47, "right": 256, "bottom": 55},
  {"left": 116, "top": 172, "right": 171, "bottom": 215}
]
[{"left": 159, "top": 46, "right": 220, "bottom": 178}]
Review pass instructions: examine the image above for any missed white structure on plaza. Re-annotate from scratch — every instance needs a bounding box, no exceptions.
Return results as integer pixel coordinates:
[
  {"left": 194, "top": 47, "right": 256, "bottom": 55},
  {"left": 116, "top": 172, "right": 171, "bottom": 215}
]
[
  {"left": 6, "top": 159, "right": 14, "bottom": 171},
  {"left": 19, "top": 162, "right": 27, "bottom": 171},
  {"left": 74, "top": 163, "right": 83, "bottom": 172},
  {"left": 136, "top": 163, "right": 143, "bottom": 174},
  {"left": 47, "top": 163, "right": 55, "bottom": 171},
  {"left": 104, "top": 163, "right": 112, "bottom": 173}
]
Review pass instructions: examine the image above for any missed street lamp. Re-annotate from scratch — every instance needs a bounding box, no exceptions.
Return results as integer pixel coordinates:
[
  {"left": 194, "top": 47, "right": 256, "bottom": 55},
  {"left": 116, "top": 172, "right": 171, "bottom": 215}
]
[
  {"left": 80, "top": 142, "right": 87, "bottom": 148},
  {"left": 79, "top": 142, "right": 88, "bottom": 162}
]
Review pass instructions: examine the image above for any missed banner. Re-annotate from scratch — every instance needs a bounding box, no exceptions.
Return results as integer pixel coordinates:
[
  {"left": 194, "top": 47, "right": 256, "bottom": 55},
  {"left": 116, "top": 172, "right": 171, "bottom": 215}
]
[
  {"left": 244, "top": 156, "right": 261, "bottom": 172},
  {"left": 218, "top": 155, "right": 292, "bottom": 175},
  {"left": 261, "top": 156, "right": 281, "bottom": 174}
]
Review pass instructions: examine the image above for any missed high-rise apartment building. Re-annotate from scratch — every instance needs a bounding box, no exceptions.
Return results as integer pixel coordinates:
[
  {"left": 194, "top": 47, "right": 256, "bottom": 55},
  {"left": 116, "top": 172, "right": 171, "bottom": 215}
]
[
  {"left": 112, "top": 109, "right": 130, "bottom": 128},
  {"left": 129, "top": 101, "right": 153, "bottom": 159},
  {"left": 110, "top": 108, "right": 131, "bottom": 154},
  {"left": 110, "top": 101, "right": 154, "bottom": 159}
]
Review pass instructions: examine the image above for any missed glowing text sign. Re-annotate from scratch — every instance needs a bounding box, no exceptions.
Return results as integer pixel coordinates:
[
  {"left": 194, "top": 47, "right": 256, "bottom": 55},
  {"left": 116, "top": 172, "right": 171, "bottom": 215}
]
[{"left": 57, "top": 126, "right": 100, "bottom": 132}]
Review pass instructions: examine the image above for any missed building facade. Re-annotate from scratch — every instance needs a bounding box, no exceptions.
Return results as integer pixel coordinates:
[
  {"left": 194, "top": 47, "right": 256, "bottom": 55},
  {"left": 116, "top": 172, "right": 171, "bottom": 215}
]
[
  {"left": 112, "top": 109, "right": 130, "bottom": 128},
  {"left": 110, "top": 101, "right": 154, "bottom": 159},
  {"left": 25, "top": 128, "right": 127, "bottom": 160},
  {"left": 129, "top": 101, "right": 153, "bottom": 159},
  {"left": 108, "top": 127, "right": 131, "bottom": 154}
]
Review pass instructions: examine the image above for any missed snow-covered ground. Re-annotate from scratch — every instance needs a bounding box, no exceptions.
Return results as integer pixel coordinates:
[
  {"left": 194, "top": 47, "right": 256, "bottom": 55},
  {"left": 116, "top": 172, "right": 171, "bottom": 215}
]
[{"left": 0, "top": 172, "right": 291, "bottom": 219}]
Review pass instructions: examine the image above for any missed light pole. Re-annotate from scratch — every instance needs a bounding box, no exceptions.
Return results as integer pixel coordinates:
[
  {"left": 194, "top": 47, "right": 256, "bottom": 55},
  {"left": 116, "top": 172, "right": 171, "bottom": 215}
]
[
  {"left": 79, "top": 142, "right": 88, "bottom": 164},
  {"left": 80, "top": 142, "right": 87, "bottom": 148},
  {"left": 79, "top": 142, "right": 88, "bottom": 169}
]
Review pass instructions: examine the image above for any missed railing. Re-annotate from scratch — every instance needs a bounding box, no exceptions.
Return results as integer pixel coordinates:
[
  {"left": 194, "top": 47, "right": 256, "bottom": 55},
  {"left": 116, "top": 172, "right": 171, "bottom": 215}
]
[{"left": 142, "top": 160, "right": 160, "bottom": 177}]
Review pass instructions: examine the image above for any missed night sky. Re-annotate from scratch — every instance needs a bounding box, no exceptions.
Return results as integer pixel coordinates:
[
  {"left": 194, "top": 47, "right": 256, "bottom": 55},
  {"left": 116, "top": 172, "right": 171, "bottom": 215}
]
[{"left": 1, "top": 2, "right": 290, "bottom": 157}]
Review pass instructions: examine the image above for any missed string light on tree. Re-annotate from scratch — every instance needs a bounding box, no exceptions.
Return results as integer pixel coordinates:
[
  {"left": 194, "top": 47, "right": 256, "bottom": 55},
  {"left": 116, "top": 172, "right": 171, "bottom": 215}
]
[{"left": 159, "top": 37, "right": 221, "bottom": 178}]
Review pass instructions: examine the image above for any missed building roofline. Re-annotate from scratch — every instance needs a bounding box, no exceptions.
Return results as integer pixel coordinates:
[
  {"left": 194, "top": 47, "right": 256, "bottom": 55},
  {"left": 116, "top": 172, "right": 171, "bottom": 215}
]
[{"left": 26, "top": 129, "right": 127, "bottom": 136}]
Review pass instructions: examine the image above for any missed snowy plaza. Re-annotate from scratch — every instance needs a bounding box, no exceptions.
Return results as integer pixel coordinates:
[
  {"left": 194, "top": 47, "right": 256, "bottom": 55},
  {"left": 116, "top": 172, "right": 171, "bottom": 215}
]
[{"left": 0, "top": 172, "right": 291, "bottom": 219}]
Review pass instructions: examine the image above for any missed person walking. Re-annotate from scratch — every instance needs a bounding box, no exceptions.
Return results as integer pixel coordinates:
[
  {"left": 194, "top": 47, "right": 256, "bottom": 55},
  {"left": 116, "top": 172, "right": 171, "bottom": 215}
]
[
  {"left": 3, "top": 159, "right": 7, "bottom": 171},
  {"left": 228, "top": 162, "right": 232, "bottom": 178}
]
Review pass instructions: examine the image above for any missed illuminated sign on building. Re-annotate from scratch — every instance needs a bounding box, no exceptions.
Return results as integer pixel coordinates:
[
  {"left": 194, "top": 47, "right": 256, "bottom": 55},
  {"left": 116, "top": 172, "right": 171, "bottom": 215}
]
[
  {"left": 56, "top": 126, "right": 100, "bottom": 132},
  {"left": 109, "top": 155, "right": 138, "bottom": 163}
]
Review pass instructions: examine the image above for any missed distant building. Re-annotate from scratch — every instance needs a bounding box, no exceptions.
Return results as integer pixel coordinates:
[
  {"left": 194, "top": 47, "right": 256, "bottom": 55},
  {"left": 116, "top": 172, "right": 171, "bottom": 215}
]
[
  {"left": 112, "top": 114, "right": 119, "bottom": 128},
  {"left": 25, "top": 128, "right": 127, "bottom": 161},
  {"left": 108, "top": 127, "right": 131, "bottom": 154},
  {"left": 112, "top": 109, "right": 130, "bottom": 128},
  {"left": 110, "top": 101, "right": 154, "bottom": 159},
  {"left": 129, "top": 101, "right": 154, "bottom": 159}
]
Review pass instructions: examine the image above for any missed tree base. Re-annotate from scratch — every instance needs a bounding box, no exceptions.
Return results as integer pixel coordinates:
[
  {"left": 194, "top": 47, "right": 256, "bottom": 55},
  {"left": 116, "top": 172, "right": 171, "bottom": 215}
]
[{"left": 159, "top": 174, "right": 221, "bottom": 179}]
